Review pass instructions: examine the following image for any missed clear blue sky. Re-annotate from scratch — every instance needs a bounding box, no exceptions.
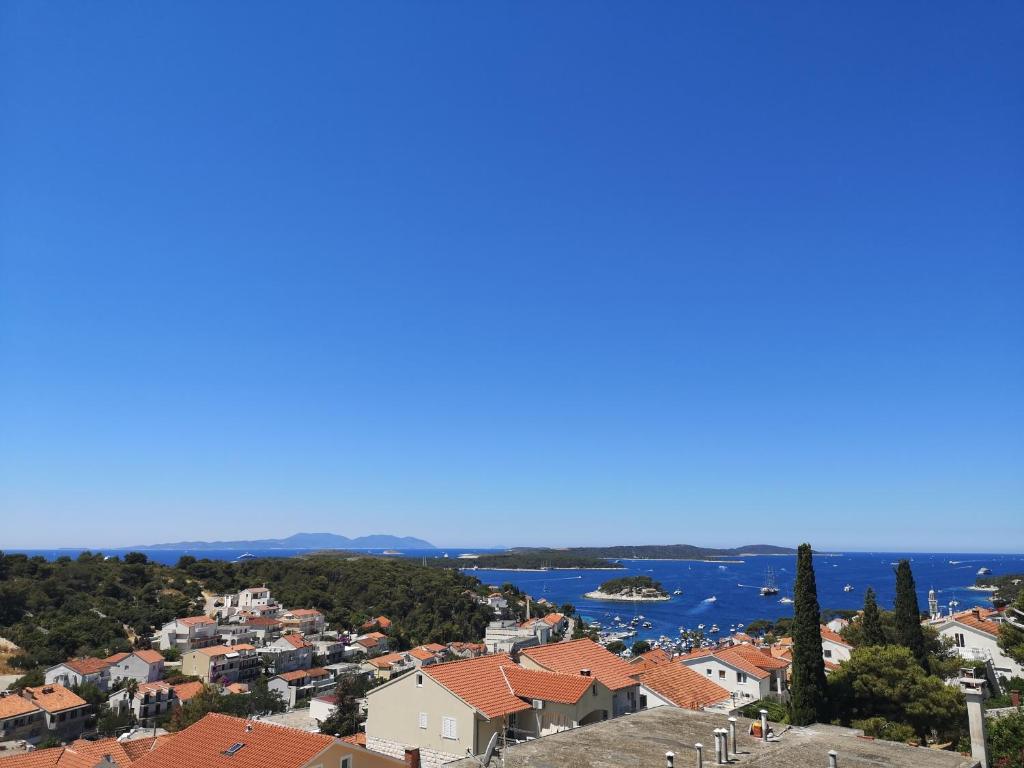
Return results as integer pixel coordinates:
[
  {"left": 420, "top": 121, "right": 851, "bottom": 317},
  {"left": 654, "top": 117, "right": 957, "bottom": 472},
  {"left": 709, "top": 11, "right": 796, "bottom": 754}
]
[{"left": 2, "top": 2, "right": 1021, "bottom": 551}]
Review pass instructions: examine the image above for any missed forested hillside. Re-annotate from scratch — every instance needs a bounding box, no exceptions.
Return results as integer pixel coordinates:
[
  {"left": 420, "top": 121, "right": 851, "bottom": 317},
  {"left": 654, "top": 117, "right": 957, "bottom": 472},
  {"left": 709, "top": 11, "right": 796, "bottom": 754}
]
[{"left": 0, "top": 551, "right": 495, "bottom": 672}]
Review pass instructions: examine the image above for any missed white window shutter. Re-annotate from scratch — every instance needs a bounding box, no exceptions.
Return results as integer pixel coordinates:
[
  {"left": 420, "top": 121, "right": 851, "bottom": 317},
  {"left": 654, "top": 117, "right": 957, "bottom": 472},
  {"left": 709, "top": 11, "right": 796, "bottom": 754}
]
[
  {"left": 418, "top": 712, "right": 428, "bottom": 729},
  {"left": 442, "top": 716, "right": 457, "bottom": 739}
]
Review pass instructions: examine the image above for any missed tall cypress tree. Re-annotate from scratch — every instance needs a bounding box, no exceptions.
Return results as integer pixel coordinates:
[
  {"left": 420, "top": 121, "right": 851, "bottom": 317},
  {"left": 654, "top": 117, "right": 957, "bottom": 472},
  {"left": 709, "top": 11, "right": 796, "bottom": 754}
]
[
  {"left": 861, "top": 586, "right": 885, "bottom": 645},
  {"left": 790, "top": 542, "right": 829, "bottom": 725},
  {"left": 893, "top": 559, "right": 928, "bottom": 669}
]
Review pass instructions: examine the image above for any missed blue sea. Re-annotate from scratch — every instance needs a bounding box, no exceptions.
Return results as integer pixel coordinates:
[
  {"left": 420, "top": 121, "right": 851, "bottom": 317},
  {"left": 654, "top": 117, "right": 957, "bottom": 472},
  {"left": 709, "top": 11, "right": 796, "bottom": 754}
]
[{"left": 6, "top": 548, "right": 1022, "bottom": 642}]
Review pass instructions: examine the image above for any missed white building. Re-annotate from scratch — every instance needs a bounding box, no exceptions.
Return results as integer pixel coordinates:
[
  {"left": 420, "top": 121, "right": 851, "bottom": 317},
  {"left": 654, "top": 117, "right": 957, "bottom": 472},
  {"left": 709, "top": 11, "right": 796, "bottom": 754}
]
[
  {"left": 930, "top": 607, "right": 1024, "bottom": 681},
  {"left": 157, "top": 616, "right": 219, "bottom": 651},
  {"left": 108, "top": 681, "right": 179, "bottom": 725},
  {"left": 482, "top": 620, "right": 541, "bottom": 654},
  {"left": 678, "top": 645, "right": 789, "bottom": 705}
]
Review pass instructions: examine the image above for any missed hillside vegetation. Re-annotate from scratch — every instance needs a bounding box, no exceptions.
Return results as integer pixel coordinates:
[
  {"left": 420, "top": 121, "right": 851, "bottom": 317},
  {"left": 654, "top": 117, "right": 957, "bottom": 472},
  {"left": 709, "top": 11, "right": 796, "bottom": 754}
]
[{"left": 0, "top": 551, "right": 494, "bottom": 672}]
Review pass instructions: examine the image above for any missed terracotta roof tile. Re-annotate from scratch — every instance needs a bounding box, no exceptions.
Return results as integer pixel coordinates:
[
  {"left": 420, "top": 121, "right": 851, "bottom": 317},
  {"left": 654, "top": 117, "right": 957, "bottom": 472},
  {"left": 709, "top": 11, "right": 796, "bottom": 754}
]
[
  {"left": 178, "top": 616, "right": 215, "bottom": 627},
  {"left": 408, "top": 647, "right": 437, "bottom": 661},
  {"left": 280, "top": 634, "right": 309, "bottom": 649},
  {"left": 61, "top": 657, "right": 112, "bottom": 675},
  {"left": 630, "top": 648, "right": 673, "bottom": 673},
  {"left": 172, "top": 681, "right": 205, "bottom": 702},
  {"left": 367, "top": 652, "right": 410, "bottom": 670},
  {"left": 0, "top": 694, "right": 39, "bottom": 719},
  {"left": 501, "top": 665, "right": 591, "bottom": 704},
  {"left": 947, "top": 608, "right": 1001, "bottom": 636},
  {"left": 818, "top": 625, "right": 852, "bottom": 647},
  {"left": 637, "top": 663, "right": 731, "bottom": 710},
  {"left": 520, "top": 639, "right": 637, "bottom": 691},
  {"left": 133, "top": 650, "right": 165, "bottom": 665},
  {"left": 340, "top": 733, "right": 366, "bottom": 746},
  {"left": 423, "top": 653, "right": 532, "bottom": 719},
  {"left": 104, "top": 653, "right": 131, "bottom": 665},
  {"left": 285, "top": 609, "right": 323, "bottom": 618},
  {"left": 275, "top": 668, "right": 330, "bottom": 682},
  {"left": 119, "top": 738, "right": 162, "bottom": 762},
  {"left": 131, "top": 712, "right": 339, "bottom": 768},
  {"left": 24, "top": 685, "right": 88, "bottom": 713},
  {"left": 193, "top": 644, "right": 255, "bottom": 657}
]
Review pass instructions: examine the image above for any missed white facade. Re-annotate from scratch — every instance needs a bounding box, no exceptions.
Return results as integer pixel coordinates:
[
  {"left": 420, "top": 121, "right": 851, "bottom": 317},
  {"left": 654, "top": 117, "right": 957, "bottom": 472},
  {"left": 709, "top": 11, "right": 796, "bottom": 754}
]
[
  {"left": 934, "top": 620, "right": 1024, "bottom": 680},
  {"left": 157, "top": 617, "right": 218, "bottom": 651},
  {"left": 679, "top": 657, "right": 770, "bottom": 704},
  {"left": 821, "top": 638, "right": 852, "bottom": 664}
]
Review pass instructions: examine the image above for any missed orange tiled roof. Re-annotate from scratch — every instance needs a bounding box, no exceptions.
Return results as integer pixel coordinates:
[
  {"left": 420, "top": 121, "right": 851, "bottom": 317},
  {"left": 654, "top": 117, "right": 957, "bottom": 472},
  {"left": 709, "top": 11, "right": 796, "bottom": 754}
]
[
  {"left": 424, "top": 653, "right": 532, "bottom": 719},
  {"left": 361, "top": 632, "right": 386, "bottom": 640},
  {"left": 280, "top": 634, "right": 310, "bottom": 649},
  {"left": 104, "top": 652, "right": 131, "bottom": 665},
  {"left": 681, "top": 646, "right": 784, "bottom": 680},
  {"left": 275, "top": 667, "right": 330, "bottom": 682},
  {"left": 630, "top": 648, "right": 673, "bottom": 673},
  {"left": 0, "top": 738, "right": 141, "bottom": 768},
  {"left": 0, "top": 694, "right": 39, "bottom": 719},
  {"left": 62, "top": 657, "right": 112, "bottom": 675},
  {"left": 225, "top": 683, "right": 249, "bottom": 694},
  {"left": 501, "top": 665, "right": 591, "bottom": 704},
  {"left": 541, "top": 613, "right": 565, "bottom": 626},
  {"left": 948, "top": 608, "right": 1001, "bottom": 636},
  {"left": 193, "top": 643, "right": 256, "bottom": 657},
  {"left": 135, "top": 681, "right": 173, "bottom": 696},
  {"left": 130, "top": 712, "right": 338, "bottom": 768},
  {"left": 119, "top": 737, "right": 163, "bottom": 762},
  {"left": 172, "top": 681, "right": 205, "bottom": 702},
  {"left": 340, "top": 733, "right": 366, "bottom": 746},
  {"left": 178, "top": 616, "right": 215, "bottom": 626},
  {"left": 819, "top": 625, "right": 852, "bottom": 647},
  {"left": 637, "top": 663, "right": 731, "bottom": 710},
  {"left": 520, "top": 639, "right": 637, "bottom": 691},
  {"left": 285, "top": 609, "right": 323, "bottom": 618},
  {"left": 367, "top": 652, "right": 409, "bottom": 670},
  {"left": 423, "top": 643, "right": 446, "bottom": 652},
  {"left": 24, "top": 685, "right": 88, "bottom": 714},
  {"left": 133, "top": 649, "right": 165, "bottom": 665}
]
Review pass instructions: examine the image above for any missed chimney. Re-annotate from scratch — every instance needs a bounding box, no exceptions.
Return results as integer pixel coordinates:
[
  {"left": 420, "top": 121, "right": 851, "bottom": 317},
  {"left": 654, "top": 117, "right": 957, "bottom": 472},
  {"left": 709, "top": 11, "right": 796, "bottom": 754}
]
[
  {"left": 694, "top": 743, "right": 703, "bottom": 768},
  {"left": 1011, "top": 689, "right": 1020, "bottom": 708},
  {"left": 404, "top": 748, "right": 421, "bottom": 768},
  {"left": 961, "top": 678, "right": 989, "bottom": 768},
  {"left": 972, "top": 608, "right": 981, "bottom": 620},
  {"left": 728, "top": 717, "right": 737, "bottom": 754},
  {"left": 580, "top": 669, "right": 591, "bottom": 677},
  {"left": 828, "top": 750, "right": 838, "bottom": 768},
  {"left": 760, "top": 709, "right": 769, "bottom": 742}
]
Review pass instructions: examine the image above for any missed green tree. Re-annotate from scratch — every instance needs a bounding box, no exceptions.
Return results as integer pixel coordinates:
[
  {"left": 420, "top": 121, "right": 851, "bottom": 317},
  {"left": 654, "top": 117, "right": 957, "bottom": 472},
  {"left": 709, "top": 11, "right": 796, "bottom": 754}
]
[
  {"left": 318, "top": 675, "right": 374, "bottom": 737},
  {"left": 828, "top": 645, "right": 966, "bottom": 743},
  {"left": 789, "top": 543, "right": 828, "bottom": 726},
  {"left": 861, "top": 587, "right": 885, "bottom": 646},
  {"left": 989, "top": 709, "right": 1024, "bottom": 768},
  {"left": 893, "top": 560, "right": 928, "bottom": 669},
  {"left": 605, "top": 641, "right": 626, "bottom": 654},
  {"left": 96, "top": 705, "right": 135, "bottom": 736},
  {"left": 998, "top": 593, "right": 1024, "bottom": 669},
  {"left": 631, "top": 640, "right": 652, "bottom": 656}
]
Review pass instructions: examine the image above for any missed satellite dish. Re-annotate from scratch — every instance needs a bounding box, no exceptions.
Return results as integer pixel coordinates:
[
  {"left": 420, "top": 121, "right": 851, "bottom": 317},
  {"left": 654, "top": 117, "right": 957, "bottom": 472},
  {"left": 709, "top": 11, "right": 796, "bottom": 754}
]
[{"left": 481, "top": 732, "right": 499, "bottom": 767}]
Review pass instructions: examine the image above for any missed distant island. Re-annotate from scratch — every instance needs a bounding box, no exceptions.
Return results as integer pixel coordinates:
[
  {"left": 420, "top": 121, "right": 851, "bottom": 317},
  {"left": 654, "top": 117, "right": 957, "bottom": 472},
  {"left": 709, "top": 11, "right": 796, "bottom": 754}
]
[
  {"left": 585, "top": 575, "right": 670, "bottom": 601},
  {"left": 505, "top": 544, "right": 796, "bottom": 560},
  {"left": 131, "top": 531, "right": 435, "bottom": 551},
  {"left": 441, "top": 551, "right": 623, "bottom": 571}
]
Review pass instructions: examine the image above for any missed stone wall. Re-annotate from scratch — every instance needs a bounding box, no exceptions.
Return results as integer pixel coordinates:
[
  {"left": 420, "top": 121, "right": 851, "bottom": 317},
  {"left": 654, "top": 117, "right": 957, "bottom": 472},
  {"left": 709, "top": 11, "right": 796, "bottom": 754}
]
[{"left": 367, "top": 736, "right": 462, "bottom": 768}]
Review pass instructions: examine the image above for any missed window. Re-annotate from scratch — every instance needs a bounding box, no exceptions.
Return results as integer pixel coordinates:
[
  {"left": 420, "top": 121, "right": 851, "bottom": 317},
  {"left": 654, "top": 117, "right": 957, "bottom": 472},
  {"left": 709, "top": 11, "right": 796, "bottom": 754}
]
[
  {"left": 736, "top": 672, "right": 747, "bottom": 683},
  {"left": 639, "top": 694, "right": 648, "bottom": 709},
  {"left": 706, "top": 668, "right": 712, "bottom": 676},
  {"left": 823, "top": 649, "right": 832, "bottom": 658},
  {"left": 592, "top": 684, "right": 597, "bottom": 696},
  {"left": 955, "top": 633, "right": 966, "bottom": 648},
  {"left": 340, "top": 758, "right": 351, "bottom": 768},
  {"left": 718, "top": 670, "right": 726, "bottom": 680},
  {"left": 416, "top": 673, "right": 423, "bottom": 687},
  {"left": 418, "top": 712, "right": 428, "bottom": 730},
  {"left": 442, "top": 716, "right": 458, "bottom": 740}
]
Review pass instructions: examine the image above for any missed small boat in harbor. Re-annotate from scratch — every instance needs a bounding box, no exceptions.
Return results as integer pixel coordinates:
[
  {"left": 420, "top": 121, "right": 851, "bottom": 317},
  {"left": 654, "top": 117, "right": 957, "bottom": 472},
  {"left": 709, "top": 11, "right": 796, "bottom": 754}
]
[
  {"left": 673, "top": 588, "right": 683, "bottom": 595},
  {"left": 703, "top": 595, "right": 717, "bottom": 603},
  {"left": 779, "top": 596, "right": 793, "bottom": 604},
  {"left": 234, "top": 552, "right": 256, "bottom": 561},
  {"left": 977, "top": 567, "right": 992, "bottom": 576},
  {"left": 843, "top": 583, "right": 854, "bottom": 592}
]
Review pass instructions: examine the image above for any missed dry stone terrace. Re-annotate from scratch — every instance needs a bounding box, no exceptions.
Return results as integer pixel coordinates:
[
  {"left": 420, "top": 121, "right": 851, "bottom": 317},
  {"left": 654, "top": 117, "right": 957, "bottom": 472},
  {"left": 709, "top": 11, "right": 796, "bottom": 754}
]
[{"left": 450, "top": 707, "right": 979, "bottom": 768}]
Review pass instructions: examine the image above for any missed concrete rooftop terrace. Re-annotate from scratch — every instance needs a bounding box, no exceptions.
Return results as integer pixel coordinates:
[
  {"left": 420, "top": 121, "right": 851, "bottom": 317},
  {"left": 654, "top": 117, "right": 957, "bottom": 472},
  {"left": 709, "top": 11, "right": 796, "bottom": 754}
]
[{"left": 451, "top": 707, "right": 978, "bottom": 768}]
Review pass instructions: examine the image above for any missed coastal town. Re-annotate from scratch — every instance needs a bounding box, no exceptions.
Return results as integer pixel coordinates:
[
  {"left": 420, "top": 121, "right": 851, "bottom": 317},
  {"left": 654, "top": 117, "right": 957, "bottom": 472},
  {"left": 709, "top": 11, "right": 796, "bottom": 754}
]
[{"left": 2, "top": 549, "right": 1022, "bottom": 768}]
